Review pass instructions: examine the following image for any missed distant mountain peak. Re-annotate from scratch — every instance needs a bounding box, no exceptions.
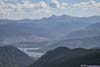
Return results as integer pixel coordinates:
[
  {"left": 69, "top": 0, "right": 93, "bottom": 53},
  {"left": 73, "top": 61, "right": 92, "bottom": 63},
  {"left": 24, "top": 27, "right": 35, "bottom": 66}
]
[
  {"left": 0, "top": 46, "right": 17, "bottom": 50},
  {"left": 61, "top": 14, "right": 71, "bottom": 17},
  {"left": 54, "top": 46, "right": 70, "bottom": 51},
  {"left": 48, "top": 14, "right": 71, "bottom": 19},
  {"left": 48, "top": 15, "right": 58, "bottom": 19},
  {"left": 1, "top": 45, "right": 16, "bottom": 48}
]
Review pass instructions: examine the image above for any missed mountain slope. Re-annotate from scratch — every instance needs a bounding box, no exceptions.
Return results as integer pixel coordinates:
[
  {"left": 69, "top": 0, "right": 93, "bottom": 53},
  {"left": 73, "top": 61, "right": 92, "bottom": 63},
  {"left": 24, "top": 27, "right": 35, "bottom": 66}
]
[
  {"left": 29, "top": 47, "right": 100, "bottom": 67},
  {"left": 65, "top": 23, "right": 100, "bottom": 39},
  {"left": 57, "top": 52, "right": 100, "bottom": 67},
  {"left": 0, "top": 46, "right": 33, "bottom": 67},
  {"left": 49, "top": 35, "right": 100, "bottom": 48}
]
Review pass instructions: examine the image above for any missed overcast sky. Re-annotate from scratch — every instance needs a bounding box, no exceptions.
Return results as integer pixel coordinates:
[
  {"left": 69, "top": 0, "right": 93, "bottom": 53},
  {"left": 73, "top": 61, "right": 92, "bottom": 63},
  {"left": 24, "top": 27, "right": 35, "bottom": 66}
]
[{"left": 0, "top": 0, "right": 100, "bottom": 19}]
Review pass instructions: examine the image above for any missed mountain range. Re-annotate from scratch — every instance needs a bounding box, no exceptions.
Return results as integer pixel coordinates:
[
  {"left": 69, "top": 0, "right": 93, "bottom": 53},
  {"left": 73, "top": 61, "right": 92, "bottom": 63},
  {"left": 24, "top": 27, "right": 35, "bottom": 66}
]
[
  {"left": 0, "top": 15, "right": 100, "bottom": 67},
  {"left": 0, "top": 15, "right": 100, "bottom": 56},
  {"left": 0, "top": 15, "right": 100, "bottom": 43}
]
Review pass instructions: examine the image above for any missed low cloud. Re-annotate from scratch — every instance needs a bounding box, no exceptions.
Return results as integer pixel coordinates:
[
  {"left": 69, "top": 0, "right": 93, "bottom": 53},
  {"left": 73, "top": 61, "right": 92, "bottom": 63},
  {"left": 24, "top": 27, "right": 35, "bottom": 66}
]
[
  {"left": 72, "top": 0, "right": 100, "bottom": 9},
  {"left": 51, "top": 0, "right": 100, "bottom": 9},
  {"left": 51, "top": 0, "right": 68, "bottom": 9},
  {"left": 52, "top": 0, "right": 60, "bottom": 8},
  {"left": 0, "top": 0, "right": 52, "bottom": 17},
  {"left": 0, "top": 0, "right": 100, "bottom": 19}
]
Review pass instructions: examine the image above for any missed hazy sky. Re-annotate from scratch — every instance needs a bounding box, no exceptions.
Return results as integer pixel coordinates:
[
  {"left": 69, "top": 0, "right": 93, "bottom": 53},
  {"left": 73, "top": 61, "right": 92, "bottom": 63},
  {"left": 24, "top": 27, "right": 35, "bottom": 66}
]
[{"left": 0, "top": 0, "right": 100, "bottom": 19}]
